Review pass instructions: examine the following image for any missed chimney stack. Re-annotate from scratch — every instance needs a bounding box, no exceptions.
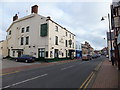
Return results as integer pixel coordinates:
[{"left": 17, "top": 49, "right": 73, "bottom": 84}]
[
  {"left": 13, "top": 14, "right": 18, "bottom": 21},
  {"left": 31, "top": 5, "right": 38, "bottom": 14}
]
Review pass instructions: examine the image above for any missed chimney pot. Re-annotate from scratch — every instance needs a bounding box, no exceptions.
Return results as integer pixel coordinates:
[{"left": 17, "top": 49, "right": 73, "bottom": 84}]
[
  {"left": 31, "top": 5, "right": 38, "bottom": 14},
  {"left": 13, "top": 14, "right": 18, "bottom": 21}
]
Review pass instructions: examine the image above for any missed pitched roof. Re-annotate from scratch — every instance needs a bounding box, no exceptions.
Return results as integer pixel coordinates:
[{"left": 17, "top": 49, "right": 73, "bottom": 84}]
[{"left": 6, "top": 13, "right": 36, "bottom": 32}]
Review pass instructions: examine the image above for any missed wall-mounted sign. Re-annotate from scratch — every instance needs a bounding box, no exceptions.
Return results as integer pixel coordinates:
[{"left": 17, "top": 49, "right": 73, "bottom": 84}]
[{"left": 69, "top": 40, "right": 72, "bottom": 45}]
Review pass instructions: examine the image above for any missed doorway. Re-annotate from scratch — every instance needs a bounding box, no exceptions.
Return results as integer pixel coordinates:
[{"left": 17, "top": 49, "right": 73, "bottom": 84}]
[{"left": 54, "top": 49, "right": 59, "bottom": 58}]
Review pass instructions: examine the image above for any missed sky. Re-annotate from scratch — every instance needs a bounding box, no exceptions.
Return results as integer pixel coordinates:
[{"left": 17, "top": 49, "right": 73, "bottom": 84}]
[{"left": 0, "top": 0, "right": 112, "bottom": 50}]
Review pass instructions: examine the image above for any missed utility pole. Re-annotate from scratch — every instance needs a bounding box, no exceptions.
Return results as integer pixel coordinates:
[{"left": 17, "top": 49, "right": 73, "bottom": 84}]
[
  {"left": 108, "top": 13, "right": 113, "bottom": 62},
  {"left": 101, "top": 13, "right": 113, "bottom": 62}
]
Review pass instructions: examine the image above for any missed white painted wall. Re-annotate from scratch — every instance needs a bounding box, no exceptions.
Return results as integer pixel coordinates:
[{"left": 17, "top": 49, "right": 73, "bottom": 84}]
[{"left": 6, "top": 13, "right": 76, "bottom": 59}]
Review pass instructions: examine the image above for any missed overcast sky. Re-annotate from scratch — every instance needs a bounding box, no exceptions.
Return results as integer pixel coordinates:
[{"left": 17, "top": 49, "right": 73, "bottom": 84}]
[{"left": 0, "top": 0, "right": 112, "bottom": 50}]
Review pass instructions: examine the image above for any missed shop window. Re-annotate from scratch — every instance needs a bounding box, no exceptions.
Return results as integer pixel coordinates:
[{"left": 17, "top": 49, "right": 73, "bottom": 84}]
[
  {"left": 46, "top": 51, "right": 48, "bottom": 57},
  {"left": 13, "top": 51, "right": 15, "bottom": 56}
]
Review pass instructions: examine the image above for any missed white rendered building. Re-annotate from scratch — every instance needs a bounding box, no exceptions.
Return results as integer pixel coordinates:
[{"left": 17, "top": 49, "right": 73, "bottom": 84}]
[{"left": 6, "top": 5, "right": 76, "bottom": 60}]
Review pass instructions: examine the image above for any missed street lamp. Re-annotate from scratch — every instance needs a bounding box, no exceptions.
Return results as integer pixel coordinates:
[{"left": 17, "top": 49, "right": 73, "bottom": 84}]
[{"left": 101, "top": 13, "right": 113, "bottom": 62}]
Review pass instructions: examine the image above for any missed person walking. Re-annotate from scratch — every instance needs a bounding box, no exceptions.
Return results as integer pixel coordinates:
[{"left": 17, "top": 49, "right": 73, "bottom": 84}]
[{"left": 111, "top": 55, "right": 115, "bottom": 66}]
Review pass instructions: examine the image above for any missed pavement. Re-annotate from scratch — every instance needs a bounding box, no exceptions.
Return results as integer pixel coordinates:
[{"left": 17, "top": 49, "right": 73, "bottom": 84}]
[
  {"left": 2, "top": 59, "right": 42, "bottom": 69},
  {"left": 92, "top": 58, "right": 119, "bottom": 89},
  {"left": 1, "top": 58, "right": 80, "bottom": 74}
]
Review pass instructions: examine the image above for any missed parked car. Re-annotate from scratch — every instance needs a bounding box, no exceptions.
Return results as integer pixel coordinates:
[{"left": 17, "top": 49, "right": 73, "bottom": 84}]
[
  {"left": 15, "top": 55, "right": 36, "bottom": 63},
  {"left": 87, "top": 55, "right": 92, "bottom": 60},
  {"left": 82, "top": 54, "right": 92, "bottom": 61},
  {"left": 106, "top": 55, "right": 109, "bottom": 58},
  {"left": 92, "top": 54, "right": 97, "bottom": 59}
]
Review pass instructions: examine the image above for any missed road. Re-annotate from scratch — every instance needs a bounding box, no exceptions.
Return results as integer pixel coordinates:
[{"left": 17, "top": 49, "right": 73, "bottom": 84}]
[{"left": 1, "top": 56, "right": 104, "bottom": 89}]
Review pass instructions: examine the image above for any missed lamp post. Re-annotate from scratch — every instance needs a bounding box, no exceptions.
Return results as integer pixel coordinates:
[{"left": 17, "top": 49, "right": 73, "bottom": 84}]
[{"left": 101, "top": 13, "right": 113, "bottom": 62}]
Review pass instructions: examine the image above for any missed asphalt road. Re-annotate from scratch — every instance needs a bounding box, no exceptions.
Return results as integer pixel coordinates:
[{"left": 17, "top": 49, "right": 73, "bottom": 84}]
[{"left": 2, "top": 56, "right": 105, "bottom": 89}]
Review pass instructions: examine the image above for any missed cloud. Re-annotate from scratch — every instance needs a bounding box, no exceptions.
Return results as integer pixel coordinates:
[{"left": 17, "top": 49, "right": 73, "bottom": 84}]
[
  {"left": 0, "top": 28, "right": 7, "bottom": 41},
  {"left": 0, "top": 2, "right": 111, "bottom": 50},
  {"left": 0, "top": 0, "right": 112, "bottom": 3}
]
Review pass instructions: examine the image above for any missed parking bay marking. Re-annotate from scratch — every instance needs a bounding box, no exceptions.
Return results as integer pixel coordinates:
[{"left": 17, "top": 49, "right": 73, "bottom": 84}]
[{"left": 2, "top": 73, "right": 48, "bottom": 89}]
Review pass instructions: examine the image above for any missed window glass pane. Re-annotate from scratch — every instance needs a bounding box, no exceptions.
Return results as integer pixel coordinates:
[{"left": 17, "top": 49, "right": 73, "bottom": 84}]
[
  {"left": 21, "top": 28, "right": 24, "bottom": 33},
  {"left": 46, "top": 51, "right": 48, "bottom": 57},
  {"left": 9, "top": 31, "right": 11, "bottom": 35},
  {"left": 26, "top": 36, "right": 29, "bottom": 45},
  {"left": 26, "top": 26, "right": 29, "bottom": 32},
  {"left": 55, "top": 26, "right": 58, "bottom": 32},
  {"left": 55, "top": 36, "right": 58, "bottom": 45},
  {"left": 21, "top": 37, "right": 24, "bottom": 45},
  {"left": 41, "top": 23, "right": 48, "bottom": 37}
]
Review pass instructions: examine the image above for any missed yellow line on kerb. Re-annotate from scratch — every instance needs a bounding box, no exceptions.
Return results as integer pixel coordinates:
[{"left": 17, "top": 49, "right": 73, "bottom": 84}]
[
  {"left": 0, "top": 71, "right": 20, "bottom": 76},
  {"left": 84, "top": 73, "right": 95, "bottom": 89},
  {"left": 79, "top": 72, "right": 94, "bottom": 89}
]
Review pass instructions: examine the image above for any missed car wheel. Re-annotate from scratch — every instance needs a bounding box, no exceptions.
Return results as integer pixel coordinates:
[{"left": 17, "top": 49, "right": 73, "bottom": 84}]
[
  {"left": 16, "top": 59, "right": 18, "bottom": 62},
  {"left": 25, "top": 60, "right": 28, "bottom": 63}
]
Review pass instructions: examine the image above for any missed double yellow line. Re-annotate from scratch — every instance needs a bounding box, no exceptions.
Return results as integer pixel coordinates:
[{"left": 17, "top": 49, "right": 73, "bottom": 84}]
[
  {"left": 79, "top": 72, "right": 95, "bottom": 89},
  {"left": 79, "top": 61, "right": 103, "bottom": 89},
  {"left": 0, "top": 71, "right": 20, "bottom": 76}
]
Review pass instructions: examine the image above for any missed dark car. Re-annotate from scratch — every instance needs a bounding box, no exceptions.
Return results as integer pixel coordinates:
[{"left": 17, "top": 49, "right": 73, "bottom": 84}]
[
  {"left": 87, "top": 55, "right": 92, "bottom": 60},
  {"left": 15, "top": 55, "right": 36, "bottom": 63}
]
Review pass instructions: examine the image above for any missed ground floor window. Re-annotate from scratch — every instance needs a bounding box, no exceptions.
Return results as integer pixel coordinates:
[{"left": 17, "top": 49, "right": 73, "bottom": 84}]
[
  {"left": 66, "top": 50, "right": 68, "bottom": 57},
  {"left": 38, "top": 48, "right": 45, "bottom": 58},
  {"left": 54, "top": 49, "right": 59, "bottom": 58},
  {"left": 46, "top": 51, "right": 48, "bottom": 57},
  {"left": 50, "top": 51, "right": 53, "bottom": 57},
  {"left": 13, "top": 51, "right": 15, "bottom": 56}
]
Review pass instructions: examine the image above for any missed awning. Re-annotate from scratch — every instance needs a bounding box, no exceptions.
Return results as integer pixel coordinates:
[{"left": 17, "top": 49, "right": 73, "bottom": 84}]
[{"left": 117, "top": 34, "right": 120, "bottom": 45}]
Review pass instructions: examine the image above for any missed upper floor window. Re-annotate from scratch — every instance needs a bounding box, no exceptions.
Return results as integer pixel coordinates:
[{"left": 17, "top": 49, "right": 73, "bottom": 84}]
[
  {"left": 55, "top": 26, "right": 58, "bottom": 32},
  {"left": 55, "top": 36, "right": 58, "bottom": 45},
  {"left": 26, "top": 36, "right": 29, "bottom": 45},
  {"left": 41, "top": 23, "right": 48, "bottom": 37},
  {"left": 70, "top": 34, "right": 71, "bottom": 38},
  {"left": 21, "top": 37, "right": 24, "bottom": 45},
  {"left": 26, "top": 26, "right": 29, "bottom": 32},
  {"left": 21, "top": 28, "right": 24, "bottom": 33},
  {"left": 66, "top": 32, "right": 67, "bottom": 36},
  {"left": 72, "top": 35, "right": 74, "bottom": 39},
  {"left": 66, "top": 40, "right": 67, "bottom": 47},
  {"left": 73, "top": 43, "right": 74, "bottom": 48},
  {"left": 9, "top": 31, "right": 11, "bottom": 35}
]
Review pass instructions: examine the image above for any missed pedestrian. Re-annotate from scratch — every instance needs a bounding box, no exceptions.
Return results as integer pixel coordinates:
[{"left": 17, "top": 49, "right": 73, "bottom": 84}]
[{"left": 111, "top": 55, "right": 114, "bottom": 66}]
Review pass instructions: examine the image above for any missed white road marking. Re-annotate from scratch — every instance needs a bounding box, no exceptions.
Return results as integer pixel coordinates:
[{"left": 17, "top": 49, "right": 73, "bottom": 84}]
[
  {"left": 61, "top": 65, "right": 74, "bottom": 70},
  {"left": 79, "top": 61, "right": 86, "bottom": 64},
  {"left": 2, "top": 85, "right": 11, "bottom": 88},
  {"left": 2, "top": 73, "right": 48, "bottom": 89}
]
